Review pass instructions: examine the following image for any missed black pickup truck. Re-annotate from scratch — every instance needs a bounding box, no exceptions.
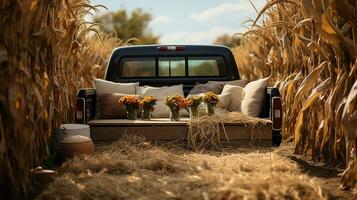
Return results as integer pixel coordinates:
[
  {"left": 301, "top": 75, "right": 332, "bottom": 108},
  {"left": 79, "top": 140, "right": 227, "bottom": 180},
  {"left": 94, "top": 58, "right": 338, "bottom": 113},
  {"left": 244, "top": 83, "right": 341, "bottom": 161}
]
[{"left": 75, "top": 45, "right": 282, "bottom": 146}]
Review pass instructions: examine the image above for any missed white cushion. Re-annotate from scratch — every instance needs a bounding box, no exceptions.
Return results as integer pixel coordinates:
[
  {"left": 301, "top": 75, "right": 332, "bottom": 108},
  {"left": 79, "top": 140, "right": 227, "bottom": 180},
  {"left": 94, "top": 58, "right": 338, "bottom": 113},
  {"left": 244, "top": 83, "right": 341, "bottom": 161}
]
[
  {"left": 137, "top": 85, "right": 188, "bottom": 117},
  {"left": 94, "top": 78, "right": 138, "bottom": 95},
  {"left": 241, "top": 77, "right": 270, "bottom": 117},
  {"left": 221, "top": 85, "right": 245, "bottom": 112},
  {"left": 209, "top": 80, "right": 247, "bottom": 88},
  {"left": 217, "top": 93, "right": 231, "bottom": 110}
]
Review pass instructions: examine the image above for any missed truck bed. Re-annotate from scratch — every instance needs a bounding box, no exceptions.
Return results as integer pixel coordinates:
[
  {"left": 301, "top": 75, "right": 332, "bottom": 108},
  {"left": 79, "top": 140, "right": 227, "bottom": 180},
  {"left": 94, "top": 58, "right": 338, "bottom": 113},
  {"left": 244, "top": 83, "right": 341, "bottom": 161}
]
[{"left": 88, "top": 118, "right": 273, "bottom": 146}]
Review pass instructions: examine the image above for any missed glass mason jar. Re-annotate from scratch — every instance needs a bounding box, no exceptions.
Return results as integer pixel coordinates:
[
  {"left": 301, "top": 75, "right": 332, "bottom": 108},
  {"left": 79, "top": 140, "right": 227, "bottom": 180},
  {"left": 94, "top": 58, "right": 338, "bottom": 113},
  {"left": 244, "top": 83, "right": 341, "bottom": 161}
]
[
  {"left": 189, "top": 106, "right": 199, "bottom": 119},
  {"left": 169, "top": 107, "right": 180, "bottom": 121},
  {"left": 126, "top": 105, "right": 137, "bottom": 120},
  {"left": 206, "top": 103, "right": 215, "bottom": 116},
  {"left": 141, "top": 107, "right": 152, "bottom": 120}
]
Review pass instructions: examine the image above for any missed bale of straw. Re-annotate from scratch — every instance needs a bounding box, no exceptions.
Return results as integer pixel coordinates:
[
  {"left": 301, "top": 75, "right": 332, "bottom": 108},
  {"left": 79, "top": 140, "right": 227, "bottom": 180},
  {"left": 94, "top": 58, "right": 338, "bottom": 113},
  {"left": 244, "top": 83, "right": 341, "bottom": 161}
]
[{"left": 187, "top": 111, "right": 270, "bottom": 151}]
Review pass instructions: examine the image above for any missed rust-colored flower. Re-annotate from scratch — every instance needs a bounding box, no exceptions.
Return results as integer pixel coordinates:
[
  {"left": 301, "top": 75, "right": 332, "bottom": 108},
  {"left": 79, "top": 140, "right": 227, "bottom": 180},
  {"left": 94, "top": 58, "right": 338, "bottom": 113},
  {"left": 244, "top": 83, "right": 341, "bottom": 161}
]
[
  {"left": 202, "top": 92, "right": 219, "bottom": 105},
  {"left": 118, "top": 96, "right": 140, "bottom": 109},
  {"left": 140, "top": 96, "right": 158, "bottom": 111},
  {"left": 186, "top": 96, "right": 202, "bottom": 107},
  {"left": 165, "top": 95, "right": 187, "bottom": 109},
  {"left": 185, "top": 99, "right": 193, "bottom": 107}
]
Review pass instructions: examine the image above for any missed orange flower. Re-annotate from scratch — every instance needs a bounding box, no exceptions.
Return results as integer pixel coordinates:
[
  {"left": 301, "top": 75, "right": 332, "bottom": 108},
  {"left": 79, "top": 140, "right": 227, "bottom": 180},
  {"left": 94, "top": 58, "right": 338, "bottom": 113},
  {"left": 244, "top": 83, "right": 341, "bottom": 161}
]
[
  {"left": 185, "top": 99, "right": 193, "bottom": 107},
  {"left": 118, "top": 96, "right": 140, "bottom": 109},
  {"left": 202, "top": 92, "right": 219, "bottom": 105},
  {"left": 186, "top": 96, "right": 202, "bottom": 107},
  {"left": 140, "top": 96, "right": 158, "bottom": 110},
  {"left": 165, "top": 95, "right": 187, "bottom": 109}
]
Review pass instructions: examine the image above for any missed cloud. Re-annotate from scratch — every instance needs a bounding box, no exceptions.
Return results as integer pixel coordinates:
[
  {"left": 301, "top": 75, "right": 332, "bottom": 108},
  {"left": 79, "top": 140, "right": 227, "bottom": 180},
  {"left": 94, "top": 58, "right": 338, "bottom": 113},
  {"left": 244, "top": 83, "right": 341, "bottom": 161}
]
[
  {"left": 159, "top": 27, "right": 244, "bottom": 44},
  {"left": 190, "top": 2, "right": 252, "bottom": 21},
  {"left": 151, "top": 15, "right": 173, "bottom": 25}
]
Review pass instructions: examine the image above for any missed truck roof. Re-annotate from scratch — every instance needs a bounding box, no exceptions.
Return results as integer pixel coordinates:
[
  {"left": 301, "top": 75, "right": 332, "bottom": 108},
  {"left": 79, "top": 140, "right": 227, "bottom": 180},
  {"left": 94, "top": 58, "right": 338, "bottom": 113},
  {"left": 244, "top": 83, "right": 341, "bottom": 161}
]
[
  {"left": 110, "top": 44, "right": 233, "bottom": 55},
  {"left": 105, "top": 44, "right": 240, "bottom": 83}
]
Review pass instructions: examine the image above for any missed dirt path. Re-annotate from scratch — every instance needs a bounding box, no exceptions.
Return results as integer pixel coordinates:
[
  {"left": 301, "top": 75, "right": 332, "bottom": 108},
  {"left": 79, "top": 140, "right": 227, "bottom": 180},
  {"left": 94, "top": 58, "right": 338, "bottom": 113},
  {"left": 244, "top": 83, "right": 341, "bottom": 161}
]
[
  {"left": 38, "top": 139, "right": 356, "bottom": 200},
  {"left": 276, "top": 144, "right": 356, "bottom": 200}
]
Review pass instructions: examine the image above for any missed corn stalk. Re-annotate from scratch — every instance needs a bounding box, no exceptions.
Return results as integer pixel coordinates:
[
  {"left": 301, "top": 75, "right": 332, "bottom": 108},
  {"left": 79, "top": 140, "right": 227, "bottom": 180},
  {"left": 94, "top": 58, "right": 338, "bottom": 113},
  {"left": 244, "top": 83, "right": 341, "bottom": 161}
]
[
  {"left": 0, "top": 0, "right": 121, "bottom": 198},
  {"left": 233, "top": 0, "right": 356, "bottom": 191}
]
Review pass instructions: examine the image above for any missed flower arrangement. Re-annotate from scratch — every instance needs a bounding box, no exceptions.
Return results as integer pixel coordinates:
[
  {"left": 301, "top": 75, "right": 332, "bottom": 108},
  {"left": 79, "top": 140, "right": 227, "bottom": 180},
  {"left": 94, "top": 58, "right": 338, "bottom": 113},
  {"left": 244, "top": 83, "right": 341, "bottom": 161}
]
[
  {"left": 186, "top": 96, "right": 202, "bottom": 119},
  {"left": 118, "top": 96, "right": 140, "bottom": 108},
  {"left": 202, "top": 92, "right": 220, "bottom": 116},
  {"left": 118, "top": 96, "right": 140, "bottom": 120},
  {"left": 140, "top": 96, "right": 158, "bottom": 120},
  {"left": 165, "top": 95, "right": 187, "bottom": 109},
  {"left": 186, "top": 96, "right": 202, "bottom": 107},
  {"left": 140, "top": 96, "right": 158, "bottom": 110},
  {"left": 202, "top": 92, "right": 219, "bottom": 105},
  {"left": 165, "top": 95, "right": 187, "bottom": 121}
]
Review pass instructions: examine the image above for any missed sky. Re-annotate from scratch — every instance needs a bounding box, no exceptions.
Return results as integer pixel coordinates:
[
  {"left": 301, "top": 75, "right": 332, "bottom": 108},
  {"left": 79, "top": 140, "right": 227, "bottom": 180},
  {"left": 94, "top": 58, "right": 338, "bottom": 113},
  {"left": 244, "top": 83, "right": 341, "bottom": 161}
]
[{"left": 88, "top": 0, "right": 267, "bottom": 44}]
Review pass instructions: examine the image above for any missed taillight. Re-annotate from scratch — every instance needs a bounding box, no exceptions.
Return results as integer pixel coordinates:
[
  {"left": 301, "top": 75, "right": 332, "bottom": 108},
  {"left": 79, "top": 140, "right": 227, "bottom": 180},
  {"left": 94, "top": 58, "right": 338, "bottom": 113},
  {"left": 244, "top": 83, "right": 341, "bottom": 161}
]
[
  {"left": 75, "top": 98, "right": 85, "bottom": 123},
  {"left": 157, "top": 46, "right": 185, "bottom": 51},
  {"left": 272, "top": 97, "right": 282, "bottom": 131}
]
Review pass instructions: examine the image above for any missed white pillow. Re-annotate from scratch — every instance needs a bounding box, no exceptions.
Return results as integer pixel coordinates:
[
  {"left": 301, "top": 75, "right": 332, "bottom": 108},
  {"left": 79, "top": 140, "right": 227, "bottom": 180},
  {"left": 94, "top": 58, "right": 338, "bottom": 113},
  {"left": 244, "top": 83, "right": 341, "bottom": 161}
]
[
  {"left": 209, "top": 80, "right": 247, "bottom": 88},
  {"left": 221, "top": 85, "right": 245, "bottom": 112},
  {"left": 217, "top": 93, "right": 231, "bottom": 110},
  {"left": 94, "top": 78, "right": 138, "bottom": 95},
  {"left": 241, "top": 77, "right": 270, "bottom": 117},
  {"left": 138, "top": 84, "right": 187, "bottom": 117}
]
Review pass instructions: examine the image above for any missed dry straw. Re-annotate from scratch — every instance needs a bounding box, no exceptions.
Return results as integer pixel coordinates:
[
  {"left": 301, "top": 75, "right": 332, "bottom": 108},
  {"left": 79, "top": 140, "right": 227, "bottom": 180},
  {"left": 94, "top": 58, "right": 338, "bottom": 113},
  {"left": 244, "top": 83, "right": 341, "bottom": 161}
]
[
  {"left": 38, "top": 135, "right": 326, "bottom": 200},
  {"left": 233, "top": 0, "right": 356, "bottom": 190},
  {"left": 187, "top": 111, "right": 270, "bottom": 151}
]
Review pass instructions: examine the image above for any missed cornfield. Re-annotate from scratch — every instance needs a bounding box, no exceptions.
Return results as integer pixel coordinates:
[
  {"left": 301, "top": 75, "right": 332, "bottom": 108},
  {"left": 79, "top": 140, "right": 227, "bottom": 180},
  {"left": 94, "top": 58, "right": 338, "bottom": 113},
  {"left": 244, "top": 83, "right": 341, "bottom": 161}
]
[
  {"left": 0, "top": 0, "right": 123, "bottom": 198},
  {"left": 233, "top": 0, "right": 356, "bottom": 190},
  {"left": 0, "top": 0, "right": 356, "bottom": 198}
]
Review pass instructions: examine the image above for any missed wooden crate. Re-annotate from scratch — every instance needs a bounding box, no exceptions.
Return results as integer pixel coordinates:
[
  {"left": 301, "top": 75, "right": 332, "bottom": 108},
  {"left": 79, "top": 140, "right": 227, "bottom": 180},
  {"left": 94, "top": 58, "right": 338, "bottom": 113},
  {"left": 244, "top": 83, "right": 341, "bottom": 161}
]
[{"left": 88, "top": 118, "right": 272, "bottom": 145}]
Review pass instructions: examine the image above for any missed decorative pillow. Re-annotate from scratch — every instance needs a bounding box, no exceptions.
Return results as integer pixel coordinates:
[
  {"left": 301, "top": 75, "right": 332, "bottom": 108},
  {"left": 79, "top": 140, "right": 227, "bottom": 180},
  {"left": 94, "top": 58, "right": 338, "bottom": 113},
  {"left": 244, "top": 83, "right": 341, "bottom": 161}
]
[
  {"left": 217, "top": 92, "right": 231, "bottom": 110},
  {"left": 221, "top": 84, "right": 245, "bottom": 112},
  {"left": 188, "top": 82, "right": 224, "bottom": 96},
  {"left": 209, "top": 80, "right": 247, "bottom": 88},
  {"left": 94, "top": 79, "right": 139, "bottom": 118},
  {"left": 94, "top": 78, "right": 139, "bottom": 95},
  {"left": 96, "top": 93, "right": 142, "bottom": 119},
  {"left": 241, "top": 77, "right": 270, "bottom": 117},
  {"left": 137, "top": 84, "right": 187, "bottom": 117}
]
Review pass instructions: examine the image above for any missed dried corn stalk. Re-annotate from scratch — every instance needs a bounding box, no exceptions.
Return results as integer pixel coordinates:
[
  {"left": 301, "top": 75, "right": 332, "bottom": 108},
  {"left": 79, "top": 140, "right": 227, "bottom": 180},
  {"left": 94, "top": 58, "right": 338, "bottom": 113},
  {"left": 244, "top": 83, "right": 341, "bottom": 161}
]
[
  {"left": 0, "top": 0, "right": 122, "bottom": 198},
  {"left": 234, "top": 0, "right": 356, "bottom": 191}
]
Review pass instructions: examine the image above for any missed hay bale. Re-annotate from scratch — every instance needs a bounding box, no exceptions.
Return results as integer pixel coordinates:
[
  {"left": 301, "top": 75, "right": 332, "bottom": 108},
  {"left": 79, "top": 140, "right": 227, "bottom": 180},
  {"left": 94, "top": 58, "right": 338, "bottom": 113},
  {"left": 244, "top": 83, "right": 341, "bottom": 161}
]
[{"left": 187, "top": 111, "right": 270, "bottom": 150}]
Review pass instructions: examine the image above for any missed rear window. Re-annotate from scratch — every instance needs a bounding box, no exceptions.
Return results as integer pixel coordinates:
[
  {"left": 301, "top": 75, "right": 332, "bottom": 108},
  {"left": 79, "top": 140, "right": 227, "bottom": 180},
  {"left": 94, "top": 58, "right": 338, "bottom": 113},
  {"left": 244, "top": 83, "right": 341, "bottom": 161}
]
[
  {"left": 121, "top": 58, "right": 155, "bottom": 77},
  {"left": 188, "top": 57, "right": 220, "bottom": 76},
  {"left": 159, "top": 57, "right": 185, "bottom": 77},
  {"left": 120, "top": 56, "right": 226, "bottom": 78}
]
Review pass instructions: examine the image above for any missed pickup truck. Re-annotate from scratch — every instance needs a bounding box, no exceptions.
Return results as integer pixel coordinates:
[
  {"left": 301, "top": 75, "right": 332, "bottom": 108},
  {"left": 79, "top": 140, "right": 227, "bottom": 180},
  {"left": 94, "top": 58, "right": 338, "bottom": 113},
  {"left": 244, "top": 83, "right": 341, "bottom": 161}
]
[{"left": 75, "top": 45, "right": 282, "bottom": 146}]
